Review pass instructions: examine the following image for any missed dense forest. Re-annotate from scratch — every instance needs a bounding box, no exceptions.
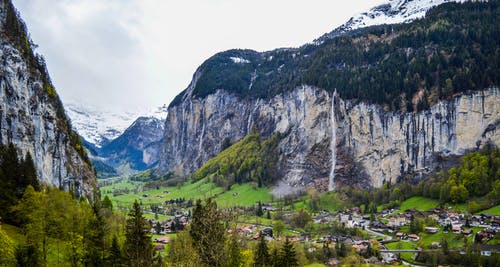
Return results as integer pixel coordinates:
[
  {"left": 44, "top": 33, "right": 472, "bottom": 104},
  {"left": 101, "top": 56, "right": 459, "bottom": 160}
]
[
  {"left": 0, "top": 144, "right": 39, "bottom": 224},
  {"left": 171, "top": 1, "right": 499, "bottom": 112}
]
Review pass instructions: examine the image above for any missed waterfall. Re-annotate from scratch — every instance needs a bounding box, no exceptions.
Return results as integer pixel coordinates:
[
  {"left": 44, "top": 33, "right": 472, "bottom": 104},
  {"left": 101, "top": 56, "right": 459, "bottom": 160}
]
[{"left": 328, "top": 90, "right": 337, "bottom": 191}]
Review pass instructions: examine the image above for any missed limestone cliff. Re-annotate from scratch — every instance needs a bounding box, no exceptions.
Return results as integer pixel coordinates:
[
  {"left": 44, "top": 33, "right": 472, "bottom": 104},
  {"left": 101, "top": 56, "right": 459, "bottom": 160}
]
[
  {"left": 0, "top": 0, "right": 97, "bottom": 198},
  {"left": 157, "top": 85, "right": 499, "bottom": 191},
  {"left": 156, "top": 1, "right": 499, "bottom": 191}
]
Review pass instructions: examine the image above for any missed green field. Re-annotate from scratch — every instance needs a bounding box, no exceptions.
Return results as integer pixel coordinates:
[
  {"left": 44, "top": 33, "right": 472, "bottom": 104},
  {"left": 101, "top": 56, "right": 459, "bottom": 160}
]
[
  {"left": 215, "top": 183, "right": 272, "bottom": 207},
  {"left": 477, "top": 204, "right": 500, "bottom": 215},
  {"left": 399, "top": 196, "right": 439, "bottom": 211},
  {"left": 102, "top": 178, "right": 272, "bottom": 209}
]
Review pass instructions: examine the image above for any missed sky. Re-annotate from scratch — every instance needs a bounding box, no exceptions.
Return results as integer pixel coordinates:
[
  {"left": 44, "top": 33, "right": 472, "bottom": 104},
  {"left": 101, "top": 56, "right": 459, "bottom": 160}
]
[{"left": 13, "top": 0, "right": 385, "bottom": 113}]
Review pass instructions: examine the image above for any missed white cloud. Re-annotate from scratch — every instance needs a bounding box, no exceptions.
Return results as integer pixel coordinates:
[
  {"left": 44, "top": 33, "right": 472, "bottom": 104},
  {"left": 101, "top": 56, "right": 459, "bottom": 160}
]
[{"left": 13, "top": 0, "right": 384, "bottom": 112}]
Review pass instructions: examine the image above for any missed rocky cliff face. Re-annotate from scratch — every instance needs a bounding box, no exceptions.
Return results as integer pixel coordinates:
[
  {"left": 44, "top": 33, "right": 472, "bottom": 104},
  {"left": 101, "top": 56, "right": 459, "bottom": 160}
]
[
  {"left": 157, "top": 85, "right": 499, "bottom": 191},
  {"left": 157, "top": 0, "right": 499, "bottom": 192},
  {"left": 0, "top": 0, "right": 96, "bottom": 198}
]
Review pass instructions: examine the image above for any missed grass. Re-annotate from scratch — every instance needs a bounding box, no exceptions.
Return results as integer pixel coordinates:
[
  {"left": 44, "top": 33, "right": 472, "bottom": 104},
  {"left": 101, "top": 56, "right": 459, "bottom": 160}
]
[
  {"left": 385, "top": 241, "right": 418, "bottom": 262},
  {"left": 399, "top": 196, "right": 439, "bottom": 212},
  {"left": 216, "top": 183, "right": 271, "bottom": 207},
  {"left": 102, "top": 178, "right": 273, "bottom": 210},
  {"left": 103, "top": 178, "right": 222, "bottom": 207},
  {"left": 477, "top": 204, "right": 500, "bottom": 215}
]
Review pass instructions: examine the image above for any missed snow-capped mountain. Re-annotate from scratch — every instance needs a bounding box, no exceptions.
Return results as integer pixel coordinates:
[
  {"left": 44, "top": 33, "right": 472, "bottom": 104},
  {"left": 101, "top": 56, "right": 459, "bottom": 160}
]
[
  {"left": 65, "top": 102, "right": 168, "bottom": 148},
  {"left": 316, "top": 0, "right": 467, "bottom": 43}
]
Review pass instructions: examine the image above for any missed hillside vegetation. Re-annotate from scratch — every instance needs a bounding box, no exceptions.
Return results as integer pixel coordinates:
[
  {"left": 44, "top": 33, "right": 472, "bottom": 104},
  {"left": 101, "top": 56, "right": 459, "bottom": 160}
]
[
  {"left": 192, "top": 131, "right": 281, "bottom": 189},
  {"left": 348, "top": 143, "right": 500, "bottom": 213}
]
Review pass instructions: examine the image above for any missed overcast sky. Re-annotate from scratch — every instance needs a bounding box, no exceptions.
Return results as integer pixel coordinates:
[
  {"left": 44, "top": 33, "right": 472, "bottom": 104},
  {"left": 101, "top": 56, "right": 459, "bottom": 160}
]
[{"left": 13, "top": 0, "right": 385, "bottom": 113}]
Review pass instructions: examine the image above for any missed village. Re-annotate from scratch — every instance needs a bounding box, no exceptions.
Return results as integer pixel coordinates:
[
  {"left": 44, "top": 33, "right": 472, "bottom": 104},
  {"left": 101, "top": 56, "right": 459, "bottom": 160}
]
[{"left": 145, "top": 198, "right": 500, "bottom": 265}]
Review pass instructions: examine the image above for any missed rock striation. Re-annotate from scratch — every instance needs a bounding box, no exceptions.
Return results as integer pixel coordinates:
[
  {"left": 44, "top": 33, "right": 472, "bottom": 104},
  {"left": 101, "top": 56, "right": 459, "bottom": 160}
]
[
  {"left": 157, "top": 85, "right": 499, "bottom": 191},
  {"left": 0, "top": 0, "right": 97, "bottom": 198}
]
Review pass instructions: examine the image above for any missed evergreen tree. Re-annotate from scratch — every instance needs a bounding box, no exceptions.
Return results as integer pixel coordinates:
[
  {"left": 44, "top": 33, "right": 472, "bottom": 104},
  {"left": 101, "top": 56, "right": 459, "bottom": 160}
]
[
  {"left": 155, "top": 221, "right": 162, "bottom": 235},
  {"left": 256, "top": 201, "right": 264, "bottom": 217},
  {"left": 279, "top": 237, "right": 298, "bottom": 267},
  {"left": 254, "top": 235, "right": 269, "bottom": 267},
  {"left": 269, "top": 247, "right": 279, "bottom": 267},
  {"left": 124, "top": 200, "right": 153, "bottom": 267},
  {"left": 102, "top": 195, "right": 113, "bottom": 212},
  {"left": 107, "top": 236, "right": 124, "bottom": 267},
  {"left": 189, "top": 198, "right": 226, "bottom": 266},
  {"left": 20, "top": 152, "right": 39, "bottom": 192},
  {"left": 83, "top": 202, "right": 106, "bottom": 266},
  {"left": 227, "top": 235, "right": 242, "bottom": 267}
]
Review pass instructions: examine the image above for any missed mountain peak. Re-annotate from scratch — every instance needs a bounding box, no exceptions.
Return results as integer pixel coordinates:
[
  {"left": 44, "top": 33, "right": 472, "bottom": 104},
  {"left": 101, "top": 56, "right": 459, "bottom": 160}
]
[
  {"left": 315, "top": 0, "right": 467, "bottom": 43},
  {"left": 65, "top": 103, "right": 167, "bottom": 148}
]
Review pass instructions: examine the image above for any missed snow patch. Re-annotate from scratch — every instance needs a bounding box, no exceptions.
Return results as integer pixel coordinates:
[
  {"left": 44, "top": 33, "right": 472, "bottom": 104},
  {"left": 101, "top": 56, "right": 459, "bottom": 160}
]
[
  {"left": 65, "top": 103, "right": 168, "bottom": 147},
  {"left": 316, "top": 0, "right": 468, "bottom": 43},
  {"left": 230, "top": 56, "right": 250, "bottom": 64}
]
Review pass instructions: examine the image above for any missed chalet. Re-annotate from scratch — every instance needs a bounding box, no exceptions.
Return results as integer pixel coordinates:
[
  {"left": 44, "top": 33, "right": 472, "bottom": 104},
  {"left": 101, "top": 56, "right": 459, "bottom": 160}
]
[
  {"left": 425, "top": 227, "right": 439, "bottom": 234},
  {"left": 491, "top": 216, "right": 500, "bottom": 230},
  {"left": 462, "top": 229, "right": 473, "bottom": 236},
  {"left": 370, "top": 221, "right": 389, "bottom": 231},
  {"left": 408, "top": 234, "right": 420, "bottom": 241},
  {"left": 154, "top": 237, "right": 170, "bottom": 244},
  {"left": 452, "top": 225, "right": 462, "bottom": 234},
  {"left": 430, "top": 242, "right": 441, "bottom": 248},
  {"left": 352, "top": 242, "right": 368, "bottom": 253},
  {"left": 480, "top": 245, "right": 500, "bottom": 256},
  {"left": 471, "top": 215, "right": 484, "bottom": 226},
  {"left": 388, "top": 216, "right": 408, "bottom": 227},
  {"left": 395, "top": 232, "right": 408, "bottom": 240}
]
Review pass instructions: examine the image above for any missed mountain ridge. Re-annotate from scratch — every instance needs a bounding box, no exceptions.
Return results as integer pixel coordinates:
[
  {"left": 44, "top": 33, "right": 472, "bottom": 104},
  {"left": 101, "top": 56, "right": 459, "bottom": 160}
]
[{"left": 157, "top": 0, "right": 499, "bottom": 193}]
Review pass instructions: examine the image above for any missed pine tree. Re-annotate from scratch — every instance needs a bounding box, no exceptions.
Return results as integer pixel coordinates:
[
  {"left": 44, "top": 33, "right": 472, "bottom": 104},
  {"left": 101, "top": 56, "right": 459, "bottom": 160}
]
[
  {"left": 268, "top": 247, "right": 278, "bottom": 267},
  {"left": 256, "top": 201, "right": 264, "bottom": 217},
  {"left": 102, "top": 195, "right": 113, "bottom": 212},
  {"left": 83, "top": 202, "right": 106, "bottom": 266},
  {"left": 155, "top": 222, "right": 162, "bottom": 235},
  {"left": 20, "top": 152, "right": 39, "bottom": 192},
  {"left": 124, "top": 200, "right": 153, "bottom": 267},
  {"left": 227, "top": 235, "right": 242, "bottom": 267},
  {"left": 189, "top": 198, "right": 226, "bottom": 266},
  {"left": 254, "top": 235, "right": 269, "bottom": 267},
  {"left": 107, "top": 236, "right": 124, "bottom": 267},
  {"left": 279, "top": 237, "right": 298, "bottom": 267}
]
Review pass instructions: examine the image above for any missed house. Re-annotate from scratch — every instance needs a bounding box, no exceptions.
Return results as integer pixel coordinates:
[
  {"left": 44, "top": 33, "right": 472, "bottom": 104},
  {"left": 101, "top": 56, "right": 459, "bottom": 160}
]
[
  {"left": 425, "top": 227, "right": 439, "bottom": 234},
  {"left": 462, "top": 229, "right": 473, "bottom": 236},
  {"left": 154, "top": 236, "right": 170, "bottom": 244},
  {"left": 408, "top": 234, "right": 420, "bottom": 241},
  {"left": 480, "top": 245, "right": 500, "bottom": 256},
  {"left": 396, "top": 232, "right": 408, "bottom": 240},
  {"left": 388, "top": 216, "right": 408, "bottom": 227},
  {"left": 370, "top": 221, "right": 389, "bottom": 231},
  {"left": 452, "top": 225, "right": 462, "bottom": 234},
  {"left": 430, "top": 242, "right": 441, "bottom": 248},
  {"left": 352, "top": 243, "right": 368, "bottom": 253}
]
